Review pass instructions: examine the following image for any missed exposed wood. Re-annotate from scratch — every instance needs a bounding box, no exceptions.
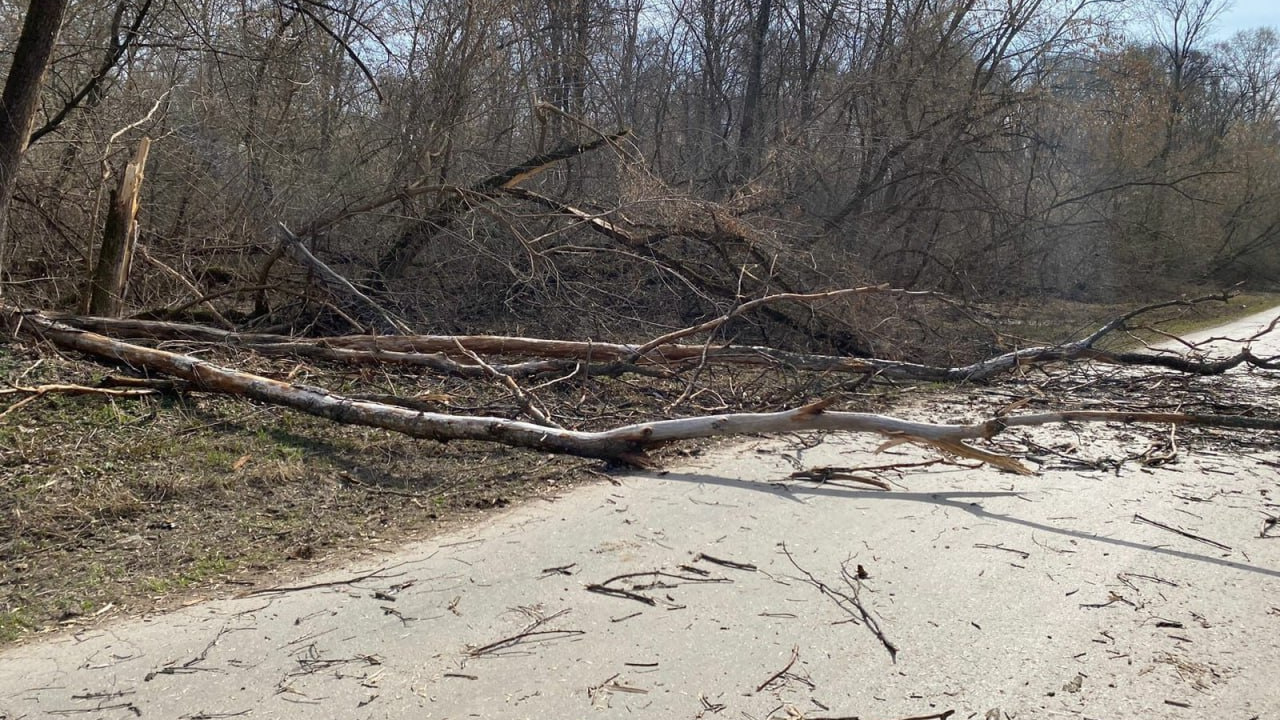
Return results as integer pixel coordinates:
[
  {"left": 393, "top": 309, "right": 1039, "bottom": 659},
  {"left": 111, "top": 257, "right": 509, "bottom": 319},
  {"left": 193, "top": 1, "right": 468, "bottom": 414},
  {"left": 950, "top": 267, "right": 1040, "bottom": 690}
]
[
  {"left": 87, "top": 136, "right": 150, "bottom": 316},
  {"left": 0, "top": 382, "right": 156, "bottom": 419},
  {"left": 7, "top": 307, "right": 1280, "bottom": 470},
  {"left": 46, "top": 313, "right": 664, "bottom": 379}
]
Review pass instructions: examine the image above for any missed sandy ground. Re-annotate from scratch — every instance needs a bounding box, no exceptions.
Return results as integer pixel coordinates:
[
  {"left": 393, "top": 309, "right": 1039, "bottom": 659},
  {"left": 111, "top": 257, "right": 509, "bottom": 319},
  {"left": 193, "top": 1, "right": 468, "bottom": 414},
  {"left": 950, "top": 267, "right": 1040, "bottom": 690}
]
[{"left": 2, "top": 311, "right": 1279, "bottom": 720}]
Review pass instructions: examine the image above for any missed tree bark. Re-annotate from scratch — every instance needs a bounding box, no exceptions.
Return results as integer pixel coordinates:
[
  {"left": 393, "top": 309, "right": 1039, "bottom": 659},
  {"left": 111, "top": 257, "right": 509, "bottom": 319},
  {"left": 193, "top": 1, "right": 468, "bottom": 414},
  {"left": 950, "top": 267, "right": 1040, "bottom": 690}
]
[
  {"left": 736, "top": 0, "right": 772, "bottom": 180},
  {"left": 0, "top": 0, "right": 72, "bottom": 290}
]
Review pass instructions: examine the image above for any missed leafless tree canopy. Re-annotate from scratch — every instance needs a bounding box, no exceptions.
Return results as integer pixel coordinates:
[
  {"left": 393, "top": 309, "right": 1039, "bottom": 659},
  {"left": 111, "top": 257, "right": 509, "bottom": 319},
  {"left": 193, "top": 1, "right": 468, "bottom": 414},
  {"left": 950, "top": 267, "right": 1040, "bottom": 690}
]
[{"left": 0, "top": 0, "right": 1277, "bottom": 352}]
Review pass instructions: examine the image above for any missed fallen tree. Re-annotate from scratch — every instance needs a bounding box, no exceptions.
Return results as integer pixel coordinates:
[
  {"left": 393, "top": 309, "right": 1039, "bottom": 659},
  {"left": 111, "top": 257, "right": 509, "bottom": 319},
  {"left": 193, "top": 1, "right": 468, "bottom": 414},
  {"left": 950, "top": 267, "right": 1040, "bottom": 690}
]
[
  {"left": 42, "top": 291, "right": 1280, "bottom": 381},
  {"left": 7, "top": 306, "right": 1280, "bottom": 472}
]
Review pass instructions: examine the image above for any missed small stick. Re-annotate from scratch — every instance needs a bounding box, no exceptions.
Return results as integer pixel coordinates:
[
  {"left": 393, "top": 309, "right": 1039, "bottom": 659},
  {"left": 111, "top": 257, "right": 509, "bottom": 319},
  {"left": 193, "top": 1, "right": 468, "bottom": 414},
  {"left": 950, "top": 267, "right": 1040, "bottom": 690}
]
[
  {"left": 896, "top": 711, "right": 955, "bottom": 720},
  {"left": 839, "top": 561, "right": 899, "bottom": 661},
  {"left": 539, "top": 563, "right": 577, "bottom": 577},
  {"left": 1133, "top": 514, "right": 1232, "bottom": 551},
  {"left": 789, "top": 467, "right": 891, "bottom": 491},
  {"left": 811, "top": 712, "right": 956, "bottom": 720},
  {"left": 973, "top": 543, "right": 1031, "bottom": 560},
  {"left": 467, "top": 629, "right": 584, "bottom": 656},
  {"left": 98, "top": 375, "right": 184, "bottom": 390},
  {"left": 694, "top": 553, "right": 757, "bottom": 571},
  {"left": 1260, "top": 516, "right": 1279, "bottom": 539},
  {"left": 0, "top": 383, "right": 156, "bottom": 419},
  {"left": 1117, "top": 572, "right": 1178, "bottom": 587},
  {"left": 244, "top": 563, "right": 409, "bottom": 595},
  {"left": 816, "top": 458, "right": 948, "bottom": 473},
  {"left": 595, "top": 570, "right": 730, "bottom": 586},
  {"left": 755, "top": 645, "right": 800, "bottom": 692},
  {"left": 780, "top": 544, "right": 899, "bottom": 661},
  {"left": 452, "top": 339, "right": 562, "bottom": 428},
  {"left": 585, "top": 584, "right": 656, "bottom": 605}
]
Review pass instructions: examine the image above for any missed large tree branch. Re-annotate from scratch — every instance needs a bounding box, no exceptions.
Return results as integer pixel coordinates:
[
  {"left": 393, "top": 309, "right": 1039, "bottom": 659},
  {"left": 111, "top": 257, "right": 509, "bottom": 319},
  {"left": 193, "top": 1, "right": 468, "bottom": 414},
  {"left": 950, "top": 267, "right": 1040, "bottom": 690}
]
[
  {"left": 274, "top": 223, "right": 412, "bottom": 334},
  {"left": 42, "top": 293, "right": 1280, "bottom": 381},
  {"left": 7, "top": 307, "right": 1280, "bottom": 471}
]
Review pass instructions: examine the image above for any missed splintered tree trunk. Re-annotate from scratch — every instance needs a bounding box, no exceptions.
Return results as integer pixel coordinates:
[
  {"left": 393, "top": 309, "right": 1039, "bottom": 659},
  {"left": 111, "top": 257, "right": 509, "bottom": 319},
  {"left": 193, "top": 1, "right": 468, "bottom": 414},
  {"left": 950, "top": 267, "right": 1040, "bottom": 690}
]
[
  {"left": 88, "top": 136, "right": 150, "bottom": 316},
  {"left": 0, "top": 0, "right": 72, "bottom": 291}
]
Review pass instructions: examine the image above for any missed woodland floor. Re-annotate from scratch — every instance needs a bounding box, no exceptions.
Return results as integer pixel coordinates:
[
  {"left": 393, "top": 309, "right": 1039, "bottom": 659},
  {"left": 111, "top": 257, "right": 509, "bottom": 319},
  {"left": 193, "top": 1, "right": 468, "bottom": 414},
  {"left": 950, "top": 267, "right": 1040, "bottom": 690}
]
[{"left": 1, "top": 292, "right": 1276, "bottom": 645}]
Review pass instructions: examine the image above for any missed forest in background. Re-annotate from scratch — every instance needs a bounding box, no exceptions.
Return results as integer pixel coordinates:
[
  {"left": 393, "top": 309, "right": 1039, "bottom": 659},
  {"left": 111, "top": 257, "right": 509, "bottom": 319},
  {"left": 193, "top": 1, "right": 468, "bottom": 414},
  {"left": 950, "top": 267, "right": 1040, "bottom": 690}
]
[{"left": 1, "top": 0, "right": 1278, "bottom": 357}]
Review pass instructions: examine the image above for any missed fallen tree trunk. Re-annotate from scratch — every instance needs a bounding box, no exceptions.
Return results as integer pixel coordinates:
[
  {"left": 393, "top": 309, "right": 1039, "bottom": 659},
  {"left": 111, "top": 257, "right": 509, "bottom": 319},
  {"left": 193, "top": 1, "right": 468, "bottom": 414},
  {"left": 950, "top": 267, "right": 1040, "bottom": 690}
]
[
  {"left": 7, "top": 307, "right": 1280, "bottom": 471},
  {"left": 43, "top": 293, "right": 1280, "bottom": 381}
]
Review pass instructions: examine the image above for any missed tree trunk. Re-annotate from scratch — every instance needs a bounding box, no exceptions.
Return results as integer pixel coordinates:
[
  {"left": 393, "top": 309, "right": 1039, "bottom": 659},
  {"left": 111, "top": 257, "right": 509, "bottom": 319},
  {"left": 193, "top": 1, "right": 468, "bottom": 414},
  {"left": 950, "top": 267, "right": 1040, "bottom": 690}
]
[
  {"left": 87, "top": 136, "right": 150, "bottom": 316},
  {"left": 0, "top": 0, "right": 72, "bottom": 292},
  {"left": 44, "top": 292, "right": 1280, "bottom": 382},
  {"left": 736, "top": 0, "right": 772, "bottom": 180}
]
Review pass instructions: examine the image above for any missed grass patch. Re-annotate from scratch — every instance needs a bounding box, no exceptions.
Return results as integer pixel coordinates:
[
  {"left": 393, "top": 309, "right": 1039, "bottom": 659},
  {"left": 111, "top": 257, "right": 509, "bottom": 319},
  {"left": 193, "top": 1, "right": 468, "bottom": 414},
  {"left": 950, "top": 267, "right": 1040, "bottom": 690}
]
[{"left": 0, "top": 610, "right": 34, "bottom": 644}]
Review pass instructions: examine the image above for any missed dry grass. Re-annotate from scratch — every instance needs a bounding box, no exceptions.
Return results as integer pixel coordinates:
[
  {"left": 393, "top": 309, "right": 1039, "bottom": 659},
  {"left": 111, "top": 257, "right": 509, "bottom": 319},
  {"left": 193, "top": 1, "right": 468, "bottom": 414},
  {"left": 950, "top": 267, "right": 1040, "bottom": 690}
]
[{"left": 0, "top": 346, "right": 607, "bottom": 644}]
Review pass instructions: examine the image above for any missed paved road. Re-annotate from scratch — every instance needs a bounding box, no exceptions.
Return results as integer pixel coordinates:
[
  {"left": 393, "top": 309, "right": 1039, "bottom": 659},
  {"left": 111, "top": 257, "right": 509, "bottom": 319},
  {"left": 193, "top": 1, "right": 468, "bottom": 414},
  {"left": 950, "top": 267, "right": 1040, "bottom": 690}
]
[{"left": 3, "top": 309, "right": 1280, "bottom": 719}]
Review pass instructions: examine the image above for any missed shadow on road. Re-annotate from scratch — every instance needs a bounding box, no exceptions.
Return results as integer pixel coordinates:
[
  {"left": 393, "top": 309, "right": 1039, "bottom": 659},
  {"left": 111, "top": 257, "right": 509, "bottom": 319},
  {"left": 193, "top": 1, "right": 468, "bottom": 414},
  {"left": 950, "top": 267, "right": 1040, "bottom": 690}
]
[{"left": 649, "top": 469, "right": 1280, "bottom": 579}]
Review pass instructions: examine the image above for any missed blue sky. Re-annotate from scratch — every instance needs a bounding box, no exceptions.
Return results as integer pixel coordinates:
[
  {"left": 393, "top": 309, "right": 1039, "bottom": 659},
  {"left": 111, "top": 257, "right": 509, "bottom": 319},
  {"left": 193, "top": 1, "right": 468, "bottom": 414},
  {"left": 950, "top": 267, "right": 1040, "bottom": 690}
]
[{"left": 1215, "top": 0, "right": 1278, "bottom": 37}]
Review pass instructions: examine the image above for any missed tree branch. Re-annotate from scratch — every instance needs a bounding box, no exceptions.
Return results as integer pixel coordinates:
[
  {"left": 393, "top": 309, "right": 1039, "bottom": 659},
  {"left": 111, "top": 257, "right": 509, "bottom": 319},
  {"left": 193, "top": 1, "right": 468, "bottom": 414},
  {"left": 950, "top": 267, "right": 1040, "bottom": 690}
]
[{"left": 8, "top": 308, "right": 1280, "bottom": 470}]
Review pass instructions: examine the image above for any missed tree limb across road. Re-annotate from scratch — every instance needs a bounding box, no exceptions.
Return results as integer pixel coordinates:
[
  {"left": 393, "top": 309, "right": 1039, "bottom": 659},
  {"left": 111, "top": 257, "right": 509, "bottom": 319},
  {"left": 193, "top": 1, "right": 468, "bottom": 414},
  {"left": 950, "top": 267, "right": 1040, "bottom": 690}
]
[
  {"left": 7, "top": 306, "right": 1280, "bottom": 472},
  {"left": 39, "top": 291, "right": 1280, "bottom": 381}
]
